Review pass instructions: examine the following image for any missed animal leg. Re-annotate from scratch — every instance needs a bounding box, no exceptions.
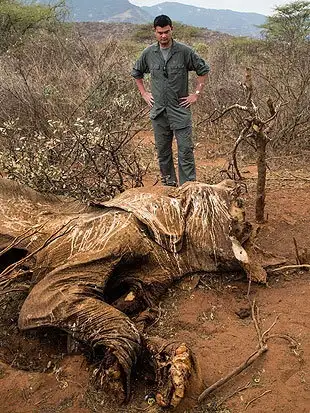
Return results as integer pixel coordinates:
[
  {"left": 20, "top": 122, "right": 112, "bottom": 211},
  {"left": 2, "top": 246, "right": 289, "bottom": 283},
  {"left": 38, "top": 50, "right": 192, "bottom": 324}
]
[{"left": 18, "top": 269, "right": 142, "bottom": 402}]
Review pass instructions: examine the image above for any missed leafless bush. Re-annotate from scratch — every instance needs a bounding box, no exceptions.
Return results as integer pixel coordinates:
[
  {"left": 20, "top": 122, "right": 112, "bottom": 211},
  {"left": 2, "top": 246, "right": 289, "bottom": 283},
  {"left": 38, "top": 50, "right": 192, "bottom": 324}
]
[
  {"left": 0, "top": 31, "right": 150, "bottom": 200},
  {"left": 193, "top": 40, "right": 247, "bottom": 156},
  {"left": 253, "top": 42, "right": 310, "bottom": 153},
  {"left": 0, "top": 117, "right": 150, "bottom": 200},
  {"left": 195, "top": 38, "right": 310, "bottom": 158}
]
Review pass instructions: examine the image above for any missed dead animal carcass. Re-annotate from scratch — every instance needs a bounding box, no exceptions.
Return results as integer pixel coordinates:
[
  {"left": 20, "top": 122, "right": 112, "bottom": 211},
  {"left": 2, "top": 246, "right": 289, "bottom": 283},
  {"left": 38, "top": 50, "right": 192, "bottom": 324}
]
[{"left": 0, "top": 178, "right": 266, "bottom": 407}]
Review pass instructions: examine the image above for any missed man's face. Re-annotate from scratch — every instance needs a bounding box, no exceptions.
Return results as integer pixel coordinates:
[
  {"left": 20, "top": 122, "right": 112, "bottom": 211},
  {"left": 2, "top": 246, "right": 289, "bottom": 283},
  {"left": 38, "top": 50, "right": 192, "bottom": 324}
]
[{"left": 154, "top": 25, "right": 173, "bottom": 47}]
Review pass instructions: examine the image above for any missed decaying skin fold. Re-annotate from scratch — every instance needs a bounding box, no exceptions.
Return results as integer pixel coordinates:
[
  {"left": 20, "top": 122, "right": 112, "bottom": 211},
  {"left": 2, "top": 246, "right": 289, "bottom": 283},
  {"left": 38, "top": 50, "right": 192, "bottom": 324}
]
[{"left": 0, "top": 178, "right": 266, "bottom": 407}]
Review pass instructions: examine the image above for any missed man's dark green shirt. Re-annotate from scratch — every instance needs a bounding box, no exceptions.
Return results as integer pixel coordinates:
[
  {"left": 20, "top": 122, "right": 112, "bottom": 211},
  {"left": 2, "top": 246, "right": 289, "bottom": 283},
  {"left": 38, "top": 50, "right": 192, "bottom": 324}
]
[{"left": 132, "top": 40, "right": 210, "bottom": 129}]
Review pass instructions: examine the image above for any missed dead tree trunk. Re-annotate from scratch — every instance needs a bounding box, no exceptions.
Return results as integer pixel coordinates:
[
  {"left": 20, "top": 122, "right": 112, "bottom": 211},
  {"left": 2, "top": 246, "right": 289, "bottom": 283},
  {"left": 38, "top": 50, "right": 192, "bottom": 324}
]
[
  {"left": 208, "top": 67, "right": 281, "bottom": 224},
  {"left": 256, "top": 131, "right": 267, "bottom": 223}
]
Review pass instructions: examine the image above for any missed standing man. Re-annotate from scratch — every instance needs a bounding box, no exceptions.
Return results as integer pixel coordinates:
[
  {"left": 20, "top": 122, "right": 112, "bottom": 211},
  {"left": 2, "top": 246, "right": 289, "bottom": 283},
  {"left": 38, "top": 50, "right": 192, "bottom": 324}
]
[{"left": 132, "top": 14, "right": 210, "bottom": 187}]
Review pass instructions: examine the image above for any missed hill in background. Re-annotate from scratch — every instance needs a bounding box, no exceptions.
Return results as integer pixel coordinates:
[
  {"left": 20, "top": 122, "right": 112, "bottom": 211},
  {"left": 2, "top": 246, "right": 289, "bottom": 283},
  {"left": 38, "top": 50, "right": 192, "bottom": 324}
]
[
  {"left": 34, "top": 0, "right": 266, "bottom": 37},
  {"left": 66, "top": 0, "right": 151, "bottom": 24},
  {"left": 73, "top": 21, "right": 232, "bottom": 44},
  {"left": 142, "top": 2, "right": 265, "bottom": 37}
]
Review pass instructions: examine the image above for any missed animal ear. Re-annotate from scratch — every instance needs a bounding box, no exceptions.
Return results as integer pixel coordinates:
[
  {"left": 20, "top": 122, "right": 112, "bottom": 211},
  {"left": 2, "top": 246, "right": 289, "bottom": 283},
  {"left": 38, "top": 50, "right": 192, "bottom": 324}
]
[
  {"left": 101, "top": 189, "right": 185, "bottom": 253},
  {"left": 230, "top": 236, "right": 249, "bottom": 263}
]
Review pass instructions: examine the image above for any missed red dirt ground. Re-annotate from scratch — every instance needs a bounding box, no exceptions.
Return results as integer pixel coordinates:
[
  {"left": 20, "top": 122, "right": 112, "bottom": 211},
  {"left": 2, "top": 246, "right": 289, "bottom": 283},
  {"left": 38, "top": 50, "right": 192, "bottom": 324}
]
[{"left": 1, "top": 136, "right": 310, "bottom": 413}]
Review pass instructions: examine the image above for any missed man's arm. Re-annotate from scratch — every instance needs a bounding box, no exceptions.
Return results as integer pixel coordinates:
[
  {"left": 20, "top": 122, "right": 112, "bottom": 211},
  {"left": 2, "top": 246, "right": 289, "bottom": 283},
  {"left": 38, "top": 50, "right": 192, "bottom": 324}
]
[
  {"left": 134, "top": 78, "right": 154, "bottom": 108},
  {"left": 179, "top": 74, "right": 208, "bottom": 108},
  {"left": 194, "top": 74, "right": 207, "bottom": 95},
  {"left": 132, "top": 50, "right": 154, "bottom": 108}
]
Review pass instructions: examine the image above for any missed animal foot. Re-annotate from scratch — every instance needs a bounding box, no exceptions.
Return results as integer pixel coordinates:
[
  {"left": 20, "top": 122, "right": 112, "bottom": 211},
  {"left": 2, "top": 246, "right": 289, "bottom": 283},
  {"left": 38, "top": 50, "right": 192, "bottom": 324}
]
[
  {"left": 146, "top": 338, "right": 193, "bottom": 408},
  {"left": 92, "top": 352, "right": 127, "bottom": 403}
]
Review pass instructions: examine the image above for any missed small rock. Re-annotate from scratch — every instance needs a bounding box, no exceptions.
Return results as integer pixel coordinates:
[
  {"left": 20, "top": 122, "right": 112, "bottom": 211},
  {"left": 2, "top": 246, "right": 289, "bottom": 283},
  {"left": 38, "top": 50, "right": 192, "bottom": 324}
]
[{"left": 235, "top": 307, "right": 251, "bottom": 319}]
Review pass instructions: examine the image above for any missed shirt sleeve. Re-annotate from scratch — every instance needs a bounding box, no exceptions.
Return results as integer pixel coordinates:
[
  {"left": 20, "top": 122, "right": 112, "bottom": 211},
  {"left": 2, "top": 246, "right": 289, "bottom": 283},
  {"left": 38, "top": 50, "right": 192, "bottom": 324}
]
[
  {"left": 131, "top": 49, "right": 150, "bottom": 79},
  {"left": 187, "top": 49, "right": 210, "bottom": 76}
]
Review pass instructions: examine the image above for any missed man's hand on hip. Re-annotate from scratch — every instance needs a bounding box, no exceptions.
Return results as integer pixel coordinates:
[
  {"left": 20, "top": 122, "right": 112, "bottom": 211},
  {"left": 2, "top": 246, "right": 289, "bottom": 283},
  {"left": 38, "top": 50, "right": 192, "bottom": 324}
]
[
  {"left": 142, "top": 92, "right": 154, "bottom": 107},
  {"left": 179, "top": 93, "right": 199, "bottom": 108}
]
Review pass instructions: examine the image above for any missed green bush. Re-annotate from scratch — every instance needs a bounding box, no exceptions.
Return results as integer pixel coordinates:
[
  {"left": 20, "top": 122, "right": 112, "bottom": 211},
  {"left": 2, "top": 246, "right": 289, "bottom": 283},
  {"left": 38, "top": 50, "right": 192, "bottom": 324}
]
[{"left": 0, "top": 0, "right": 67, "bottom": 53}]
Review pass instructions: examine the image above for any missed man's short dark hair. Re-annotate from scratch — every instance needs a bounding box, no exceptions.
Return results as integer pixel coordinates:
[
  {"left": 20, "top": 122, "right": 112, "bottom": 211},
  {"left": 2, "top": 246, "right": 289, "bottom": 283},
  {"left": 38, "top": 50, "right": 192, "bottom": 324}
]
[{"left": 153, "top": 15, "right": 172, "bottom": 28}]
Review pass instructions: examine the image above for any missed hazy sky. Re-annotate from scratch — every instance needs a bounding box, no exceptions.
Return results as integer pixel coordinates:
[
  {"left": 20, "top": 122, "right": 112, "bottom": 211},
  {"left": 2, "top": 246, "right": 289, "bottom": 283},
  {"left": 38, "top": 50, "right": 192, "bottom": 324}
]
[{"left": 130, "top": 0, "right": 289, "bottom": 16}]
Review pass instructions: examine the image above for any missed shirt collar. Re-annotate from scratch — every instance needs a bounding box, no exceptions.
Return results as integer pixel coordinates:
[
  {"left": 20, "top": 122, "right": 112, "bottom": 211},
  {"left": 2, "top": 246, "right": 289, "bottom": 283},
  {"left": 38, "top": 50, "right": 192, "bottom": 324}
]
[{"left": 153, "top": 39, "right": 179, "bottom": 54}]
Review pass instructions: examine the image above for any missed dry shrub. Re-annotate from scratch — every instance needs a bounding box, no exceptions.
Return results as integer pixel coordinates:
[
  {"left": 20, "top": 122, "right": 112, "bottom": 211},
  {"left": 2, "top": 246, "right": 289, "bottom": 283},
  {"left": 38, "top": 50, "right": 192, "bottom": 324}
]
[
  {"left": 0, "top": 31, "right": 150, "bottom": 200},
  {"left": 254, "top": 42, "right": 310, "bottom": 153},
  {"left": 1, "top": 25, "right": 308, "bottom": 198},
  {"left": 195, "top": 38, "right": 310, "bottom": 159},
  {"left": 193, "top": 40, "right": 247, "bottom": 155}
]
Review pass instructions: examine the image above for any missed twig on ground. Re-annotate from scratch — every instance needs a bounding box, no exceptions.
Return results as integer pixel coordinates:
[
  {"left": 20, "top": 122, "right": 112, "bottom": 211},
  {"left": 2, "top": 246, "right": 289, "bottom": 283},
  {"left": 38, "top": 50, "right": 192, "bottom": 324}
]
[
  {"left": 34, "top": 391, "right": 54, "bottom": 406},
  {"left": 266, "top": 334, "right": 300, "bottom": 349},
  {"left": 246, "top": 277, "right": 252, "bottom": 299},
  {"left": 245, "top": 389, "right": 272, "bottom": 410},
  {"left": 250, "top": 299, "right": 264, "bottom": 349},
  {"left": 262, "top": 315, "right": 280, "bottom": 341},
  {"left": 269, "top": 264, "right": 310, "bottom": 272},
  {"left": 22, "top": 389, "right": 29, "bottom": 403},
  {"left": 287, "top": 172, "right": 310, "bottom": 182},
  {"left": 198, "top": 299, "right": 277, "bottom": 404},
  {"left": 293, "top": 237, "right": 301, "bottom": 265},
  {"left": 217, "top": 381, "right": 252, "bottom": 407},
  {"left": 197, "top": 346, "right": 268, "bottom": 403},
  {"left": 244, "top": 176, "right": 298, "bottom": 181}
]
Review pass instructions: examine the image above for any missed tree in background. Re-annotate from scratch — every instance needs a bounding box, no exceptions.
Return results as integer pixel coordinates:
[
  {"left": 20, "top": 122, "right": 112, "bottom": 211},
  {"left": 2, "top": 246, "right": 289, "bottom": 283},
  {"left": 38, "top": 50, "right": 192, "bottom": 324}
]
[
  {"left": 0, "top": 0, "right": 67, "bottom": 53},
  {"left": 260, "top": 1, "right": 310, "bottom": 46},
  {"left": 257, "top": 1, "right": 310, "bottom": 151}
]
